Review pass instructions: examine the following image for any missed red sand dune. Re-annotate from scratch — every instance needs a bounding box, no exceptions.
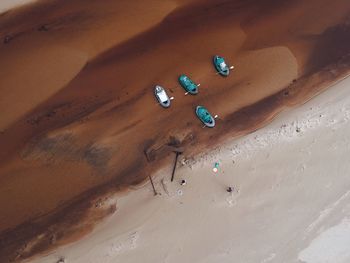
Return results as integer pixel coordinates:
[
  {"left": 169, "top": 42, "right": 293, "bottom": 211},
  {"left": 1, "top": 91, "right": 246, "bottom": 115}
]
[{"left": 0, "top": 0, "right": 350, "bottom": 261}]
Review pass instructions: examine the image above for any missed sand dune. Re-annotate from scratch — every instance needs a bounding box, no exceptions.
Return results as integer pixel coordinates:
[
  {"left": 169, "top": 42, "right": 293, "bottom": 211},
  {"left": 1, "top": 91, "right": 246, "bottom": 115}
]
[{"left": 0, "top": 0, "right": 350, "bottom": 261}]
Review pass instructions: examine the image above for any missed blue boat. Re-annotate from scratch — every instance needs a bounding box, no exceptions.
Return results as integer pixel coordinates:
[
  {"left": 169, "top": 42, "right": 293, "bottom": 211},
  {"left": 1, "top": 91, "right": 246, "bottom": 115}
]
[
  {"left": 213, "top": 55, "right": 231, "bottom": 76},
  {"left": 196, "top": 106, "right": 215, "bottom": 128},
  {"left": 178, "top": 74, "right": 199, "bottom": 95}
]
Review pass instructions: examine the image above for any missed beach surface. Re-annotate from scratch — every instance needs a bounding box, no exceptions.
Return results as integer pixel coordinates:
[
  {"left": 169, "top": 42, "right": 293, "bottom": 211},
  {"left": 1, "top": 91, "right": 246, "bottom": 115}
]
[
  {"left": 34, "top": 75, "right": 350, "bottom": 263},
  {"left": 0, "top": 0, "right": 36, "bottom": 14},
  {"left": 0, "top": 0, "right": 350, "bottom": 261}
]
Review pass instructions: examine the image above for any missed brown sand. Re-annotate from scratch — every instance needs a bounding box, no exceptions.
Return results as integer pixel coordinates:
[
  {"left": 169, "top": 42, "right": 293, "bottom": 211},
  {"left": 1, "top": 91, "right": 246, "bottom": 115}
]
[{"left": 0, "top": 0, "right": 350, "bottom": 261}]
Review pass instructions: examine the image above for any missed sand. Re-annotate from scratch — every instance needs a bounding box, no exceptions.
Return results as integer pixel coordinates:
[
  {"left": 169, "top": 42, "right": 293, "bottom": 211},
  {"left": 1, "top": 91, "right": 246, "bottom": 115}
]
[
  {"left": 0, "top": 0, "right": 350, "bottom": 261},
  {"left": 0, "top": 1, "right": 36, "bottom": 14},
  {"left": 33, "top": 75, "right": 350, "bottom": 263}
]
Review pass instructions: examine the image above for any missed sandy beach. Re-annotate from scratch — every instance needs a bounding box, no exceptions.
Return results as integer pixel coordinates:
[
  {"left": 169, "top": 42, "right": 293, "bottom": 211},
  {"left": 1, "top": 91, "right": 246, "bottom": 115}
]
[
  {"left": 0, "top": 1, "right": 36, "bottom": 14},
  {"left": 33, "top": 75, "right": 350, "bottom": 263},
  {"left": 0, "top": 0, "right": 350, "bottom": 261}
]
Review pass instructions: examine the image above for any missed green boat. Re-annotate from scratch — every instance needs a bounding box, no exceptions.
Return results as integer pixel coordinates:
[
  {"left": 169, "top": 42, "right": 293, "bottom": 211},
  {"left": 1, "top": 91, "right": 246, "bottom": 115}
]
[
  {"left": 196, "top": 106, "right": 215, "bottom": 128},
  {"left": 178, "top": 74, "right": 199, "bottom": 95},
  {"left": 213, "top": 55, "right": 231, "bottom": 76}
]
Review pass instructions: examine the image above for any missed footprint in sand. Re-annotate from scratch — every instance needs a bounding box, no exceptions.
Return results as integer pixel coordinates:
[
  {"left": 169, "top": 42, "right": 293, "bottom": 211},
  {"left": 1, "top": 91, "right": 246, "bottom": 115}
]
[
  {"left": 226, "top": 196, "right": 237, "bottom": 207},
  {"left": 106, "top": 231, "right": 139, "bottom": 257},
  {"left": 226, "top": 188, "right": 241, "bottom": 207},
  {"left": 129, "top": 232, "right": 139, "bottom": 249}
]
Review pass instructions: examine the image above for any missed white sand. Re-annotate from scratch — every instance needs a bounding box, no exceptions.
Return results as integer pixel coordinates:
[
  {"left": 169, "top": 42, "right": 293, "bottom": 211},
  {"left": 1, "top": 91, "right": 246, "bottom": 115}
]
[
  {"left": 0, "top": 0, "right": 36, "bottom": 14},
  {"left": 33, "top": 75, "right": 350, "bottom": 263},
  {"left": 299, "top": 218, "right": 350, "bottom": 263}
]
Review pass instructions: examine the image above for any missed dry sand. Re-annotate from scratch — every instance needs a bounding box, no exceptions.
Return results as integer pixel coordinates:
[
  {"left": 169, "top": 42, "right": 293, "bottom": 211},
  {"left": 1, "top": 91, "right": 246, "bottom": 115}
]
[
  {"left": 0, "top": 1, "right": 36, "bottom": 14},
  {"left": 0, "top": 0, "right": 350, "bottom": 261},
  {"left": 33, "top": 75, "right": 350, "bottom": 263}
]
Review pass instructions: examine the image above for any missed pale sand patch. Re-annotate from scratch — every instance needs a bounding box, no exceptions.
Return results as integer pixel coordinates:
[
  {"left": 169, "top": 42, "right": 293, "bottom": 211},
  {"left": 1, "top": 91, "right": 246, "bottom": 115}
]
[
  {"left": 32, "top": 74, "right": 350, "bottom": 263},
  {"left": 0, "top": 0, "right": 36, "bottom": 14},
  {"left": 299, "top": 218, "right": 350, "bottom": 263}
]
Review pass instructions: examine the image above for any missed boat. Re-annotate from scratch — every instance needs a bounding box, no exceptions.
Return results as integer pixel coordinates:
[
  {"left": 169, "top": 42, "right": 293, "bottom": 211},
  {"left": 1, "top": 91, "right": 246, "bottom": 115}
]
[
  {"left": 195, "top": 106, "right": 215, "bottom": 128},
  {"left": 154, "top": 85, "right": 171, "bottom": 108},
  {"left": 213, "top": 55, "right": 231, "bottom": 76},
  {"left": 178, "top": 74, "right": 199, "bottom": 95}
]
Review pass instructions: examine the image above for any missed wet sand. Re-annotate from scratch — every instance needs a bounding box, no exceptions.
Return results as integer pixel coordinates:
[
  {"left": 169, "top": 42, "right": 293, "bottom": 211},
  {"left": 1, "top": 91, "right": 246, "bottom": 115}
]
[{"left": 0, "top": 0, "right": 350, "bottom": 261}]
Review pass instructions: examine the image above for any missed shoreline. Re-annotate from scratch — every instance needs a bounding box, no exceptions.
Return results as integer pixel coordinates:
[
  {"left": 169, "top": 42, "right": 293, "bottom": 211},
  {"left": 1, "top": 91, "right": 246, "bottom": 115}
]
[
  {"left": 2, "top": 67, "right": 349, "bottom": 263},
  {"left": 34, "top": 75, "right": 350, "bottom": 263}
]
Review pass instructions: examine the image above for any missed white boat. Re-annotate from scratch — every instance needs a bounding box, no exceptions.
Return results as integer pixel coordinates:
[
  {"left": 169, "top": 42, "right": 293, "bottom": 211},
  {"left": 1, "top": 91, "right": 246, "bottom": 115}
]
[{"left": 154, "top": 85, "right": 171, "bottom": 108}]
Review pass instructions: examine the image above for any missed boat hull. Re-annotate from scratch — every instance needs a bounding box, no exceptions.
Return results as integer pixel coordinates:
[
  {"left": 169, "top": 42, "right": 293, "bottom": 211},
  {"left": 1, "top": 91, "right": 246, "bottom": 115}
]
[
  {"left": 195, "top": 106, "right": 215, "bottom": 128},
  {"left": 154, "top": 85, "right": 171, "bottom": 108},
  {"left": 179, "top": 74, "right": 198, "bottom": 95},
  {"left": 213, "top": 55, "right": 230, "bottom": 76}
]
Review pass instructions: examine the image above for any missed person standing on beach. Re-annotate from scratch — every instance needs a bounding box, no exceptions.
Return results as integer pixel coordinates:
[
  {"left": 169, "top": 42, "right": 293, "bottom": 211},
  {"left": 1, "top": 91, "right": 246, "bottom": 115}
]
[{"left": 227, "top": 186, "right": 233, "bottom": 193}]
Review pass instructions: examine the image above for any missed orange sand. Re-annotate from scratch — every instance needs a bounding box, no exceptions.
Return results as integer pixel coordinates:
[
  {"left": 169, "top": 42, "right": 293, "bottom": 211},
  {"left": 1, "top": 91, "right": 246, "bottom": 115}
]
[{"left": 0, "top": 0, "right": 350, "bottom": 261}]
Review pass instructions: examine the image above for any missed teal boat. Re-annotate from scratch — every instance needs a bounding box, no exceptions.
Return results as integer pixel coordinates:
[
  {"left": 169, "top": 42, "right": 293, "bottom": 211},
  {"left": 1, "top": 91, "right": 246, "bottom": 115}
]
[
  {"left": 178, "top": 74, "right": 199, "bottom": 95},
  {"left": 196, "top": 106, "right": 215, "bottom": 128},
  {"left": 213, "top": 55, "right": 231, "bottom": 76}
]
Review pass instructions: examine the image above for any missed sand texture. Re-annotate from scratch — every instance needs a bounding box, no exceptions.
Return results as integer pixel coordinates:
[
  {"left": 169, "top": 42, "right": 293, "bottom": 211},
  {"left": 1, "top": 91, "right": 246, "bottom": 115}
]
[
  {"left": 32, "top": 75, "right": 350, "bottom": 263},
  {"left": 0, "top": 0, "right": 350, "bottom": 261},
  {"left": 34, "top": 76, "right": 350, "bottom": 263}
]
